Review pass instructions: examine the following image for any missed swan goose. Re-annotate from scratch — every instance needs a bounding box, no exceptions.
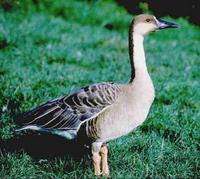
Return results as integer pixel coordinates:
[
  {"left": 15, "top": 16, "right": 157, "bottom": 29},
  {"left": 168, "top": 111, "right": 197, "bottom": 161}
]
[{"left": 16, "top": 14, "right": 178, "bottom": 176}]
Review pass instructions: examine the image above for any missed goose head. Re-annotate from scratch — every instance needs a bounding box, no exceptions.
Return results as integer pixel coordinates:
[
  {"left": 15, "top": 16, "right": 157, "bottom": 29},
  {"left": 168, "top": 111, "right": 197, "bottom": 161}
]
[{"left": 133, "top": 14, "right": 178, "bottom": 36}]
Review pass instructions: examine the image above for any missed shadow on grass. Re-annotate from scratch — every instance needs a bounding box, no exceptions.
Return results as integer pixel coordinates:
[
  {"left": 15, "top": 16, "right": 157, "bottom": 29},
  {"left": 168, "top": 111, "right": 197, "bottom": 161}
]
[
  {"left": 0, "top": 131, "right": 91, "bottom": 161},
  {"left": 0, "top": 100, "right": 92, "bottom": 162}
]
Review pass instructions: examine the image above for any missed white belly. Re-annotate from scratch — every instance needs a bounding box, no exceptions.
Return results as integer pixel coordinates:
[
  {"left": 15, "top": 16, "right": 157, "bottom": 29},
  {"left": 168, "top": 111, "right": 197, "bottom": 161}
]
[{"left": 96, "top": 75, "right": 155, "bottom": 142}]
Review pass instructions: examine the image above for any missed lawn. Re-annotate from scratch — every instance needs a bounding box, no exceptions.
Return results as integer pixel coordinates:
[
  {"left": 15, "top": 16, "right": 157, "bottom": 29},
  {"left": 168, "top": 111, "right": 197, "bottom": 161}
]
[{"left": 0, "top": 0, "right": 200, "bottom": 178}]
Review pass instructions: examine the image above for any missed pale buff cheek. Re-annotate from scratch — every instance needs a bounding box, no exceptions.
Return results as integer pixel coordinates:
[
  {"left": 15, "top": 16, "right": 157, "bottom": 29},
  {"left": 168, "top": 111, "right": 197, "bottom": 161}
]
[{"left": 134, "top": 23, "right": 156, "bottom": 35}]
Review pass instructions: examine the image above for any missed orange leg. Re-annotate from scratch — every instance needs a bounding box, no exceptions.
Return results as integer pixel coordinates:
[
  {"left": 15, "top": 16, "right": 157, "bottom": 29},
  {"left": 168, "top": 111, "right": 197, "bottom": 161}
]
[
  {"left": 92, "top": 152, "right": 101, "bottom": 176},
  {"left": 92, "top": 142, "right": 102, "bottom": 176},
  {"left": 100, "top": 144, "right": 110, "bottom": 177}
]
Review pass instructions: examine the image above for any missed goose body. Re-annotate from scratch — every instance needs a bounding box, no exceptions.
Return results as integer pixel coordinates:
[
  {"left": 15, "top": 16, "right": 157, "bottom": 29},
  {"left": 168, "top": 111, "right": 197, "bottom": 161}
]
[
  {"left": 85, "top": 76, "right": 155, "bottom": 143},
  {"left": 16, "top": 14, "right": 177, "bottom": 176}
]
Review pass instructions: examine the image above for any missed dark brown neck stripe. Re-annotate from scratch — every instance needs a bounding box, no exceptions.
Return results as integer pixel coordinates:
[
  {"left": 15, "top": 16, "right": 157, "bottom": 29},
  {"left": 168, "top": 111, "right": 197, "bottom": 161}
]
[{"left": 128, "top": 20, "right": 135, "bottom": 82}]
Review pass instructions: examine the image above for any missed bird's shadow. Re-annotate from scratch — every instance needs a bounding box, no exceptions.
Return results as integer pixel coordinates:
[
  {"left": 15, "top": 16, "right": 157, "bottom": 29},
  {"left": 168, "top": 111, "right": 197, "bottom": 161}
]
[{"left": 0, "top": 131, "right": 92, "bottom": 163}]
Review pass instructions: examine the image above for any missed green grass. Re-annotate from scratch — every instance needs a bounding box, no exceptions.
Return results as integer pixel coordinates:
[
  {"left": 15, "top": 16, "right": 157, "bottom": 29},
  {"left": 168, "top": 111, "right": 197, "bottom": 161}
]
[{"left": 0, "top": 0, "right": 200, "bottom": 178}]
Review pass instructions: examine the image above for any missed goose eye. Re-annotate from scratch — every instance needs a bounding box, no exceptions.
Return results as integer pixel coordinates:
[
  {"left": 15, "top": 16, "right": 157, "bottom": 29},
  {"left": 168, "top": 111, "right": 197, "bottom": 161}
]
[{"left": 146, "top": 19, "right": 151, "bottom": 22}]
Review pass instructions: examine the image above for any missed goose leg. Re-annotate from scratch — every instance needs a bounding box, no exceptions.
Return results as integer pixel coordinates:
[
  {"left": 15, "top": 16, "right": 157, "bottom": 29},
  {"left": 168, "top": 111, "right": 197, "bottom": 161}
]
[
  {"left": 100, "top": 144, "right": 110, "bottom": 177},
  {"left": 92, "top": 142, "right": 102, "bottom": 176}
]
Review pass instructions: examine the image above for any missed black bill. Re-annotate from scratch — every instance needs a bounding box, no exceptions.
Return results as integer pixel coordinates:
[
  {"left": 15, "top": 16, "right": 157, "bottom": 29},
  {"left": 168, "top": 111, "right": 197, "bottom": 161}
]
[{"left": 156, "top": 18, "right": 178, "bottom": 29}]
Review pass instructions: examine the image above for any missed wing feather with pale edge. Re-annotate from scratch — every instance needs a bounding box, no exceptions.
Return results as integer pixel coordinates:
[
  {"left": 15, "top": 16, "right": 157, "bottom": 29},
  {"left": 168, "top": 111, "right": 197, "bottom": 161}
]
[{"left": 18, "top": 82, "right": 122, "bottom": 132}]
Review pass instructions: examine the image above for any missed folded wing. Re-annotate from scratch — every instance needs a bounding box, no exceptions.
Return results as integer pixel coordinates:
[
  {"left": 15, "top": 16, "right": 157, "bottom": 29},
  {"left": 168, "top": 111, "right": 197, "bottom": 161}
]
[{"left": 16, "top": 82, "right": 122, "bottom": 138}]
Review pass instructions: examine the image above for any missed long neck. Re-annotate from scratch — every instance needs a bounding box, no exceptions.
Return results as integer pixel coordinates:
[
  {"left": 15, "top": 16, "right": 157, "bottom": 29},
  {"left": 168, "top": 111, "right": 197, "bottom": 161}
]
[{"left": 129, "top": 26, "right": 147, "bottom": 83}]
